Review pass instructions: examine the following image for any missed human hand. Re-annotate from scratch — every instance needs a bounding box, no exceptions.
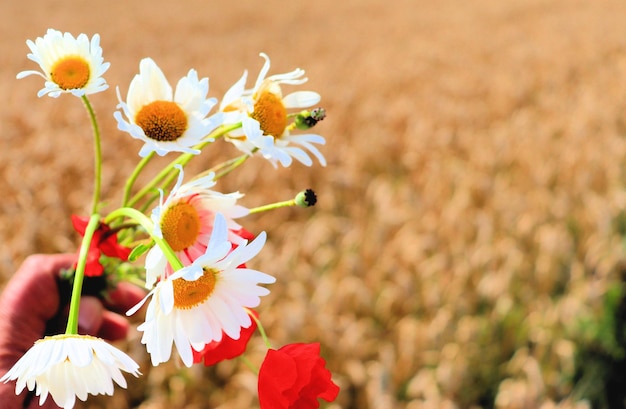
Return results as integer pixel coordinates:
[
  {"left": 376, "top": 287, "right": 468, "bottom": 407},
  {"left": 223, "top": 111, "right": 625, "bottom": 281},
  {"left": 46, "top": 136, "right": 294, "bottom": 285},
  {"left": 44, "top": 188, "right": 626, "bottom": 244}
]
[{"left": 0, "top": 254, "right": 145, "bottom": 409}]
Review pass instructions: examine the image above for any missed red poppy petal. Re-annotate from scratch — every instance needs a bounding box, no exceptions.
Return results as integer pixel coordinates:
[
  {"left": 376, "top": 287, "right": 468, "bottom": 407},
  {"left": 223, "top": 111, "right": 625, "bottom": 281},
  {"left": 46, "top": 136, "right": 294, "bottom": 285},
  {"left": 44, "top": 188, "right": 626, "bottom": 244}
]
[
  {"left": 285, "top": 344, "right": 318, "bottom": 403},
  {"left": 99, "top": 237, "right": 132, "bottom": 261},
  {"left": 193, "top": 311, "right": 258, "bottom": 366},
  {"left": 234, "top": 228, "right": 255, "bottom": 241},
  {"left": 258, "top": 349, "right": 298, "bottom": 408},
  {"left": 71, "top": 215, "right": 90, "bottom": 235},
  {"left": 83, "top": 248, "right": 105, "bottom": 277},
  {"left": 301, "top": 357, "right": 340, "bottom": 404},
  {"left": 258, "top": 343, "right": 339, "bottom": 408}
]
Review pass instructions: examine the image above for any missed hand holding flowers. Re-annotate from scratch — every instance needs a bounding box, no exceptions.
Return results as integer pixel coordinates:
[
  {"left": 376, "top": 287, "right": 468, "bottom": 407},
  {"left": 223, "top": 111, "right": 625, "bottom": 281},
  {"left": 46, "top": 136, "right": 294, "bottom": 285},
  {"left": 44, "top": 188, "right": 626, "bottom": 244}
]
[
  {"left": 0, "top": 254, "right": 145, "bottom": 409},
  {"left": 1, "top": 28, "right": 337, "bottom": 409}
]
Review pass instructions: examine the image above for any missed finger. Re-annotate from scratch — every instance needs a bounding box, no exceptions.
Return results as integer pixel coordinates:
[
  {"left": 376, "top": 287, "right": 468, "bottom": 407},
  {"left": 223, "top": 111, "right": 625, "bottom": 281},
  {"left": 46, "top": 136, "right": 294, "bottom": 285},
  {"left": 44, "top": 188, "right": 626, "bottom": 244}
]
[
  {"left": 98, "top": 311, "right": 131, "bottom": 341},
  {"left": 77, "top": 296, "right": 104, "bottom": 336},
  {"left": 0, "top": 254, "right": 72, "bottom": 352},
  {"left": 104, "top": 281, "right": 147, "bottom": 313},
  {"left": 20, "top": 253, "right": 75, "bottom": 278},
  {"left": 0, "top": 254, "right": 73, "bottom": 409},
  {"left": 3, "top": 253, "right": 74, "bottom": 320},
  {"left": 78, "top": 297, "right": 133, "bottom": 341}
]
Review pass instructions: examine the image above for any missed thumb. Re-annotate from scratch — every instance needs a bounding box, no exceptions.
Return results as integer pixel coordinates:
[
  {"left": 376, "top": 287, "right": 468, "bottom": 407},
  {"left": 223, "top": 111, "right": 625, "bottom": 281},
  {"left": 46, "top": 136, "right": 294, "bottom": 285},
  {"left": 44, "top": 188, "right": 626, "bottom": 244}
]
[
  {"left": 0, "top": 254, "right": 73, "bottom": 409},
  {"left": 77, "top": 296, "right": 104, "bottom": 336}
]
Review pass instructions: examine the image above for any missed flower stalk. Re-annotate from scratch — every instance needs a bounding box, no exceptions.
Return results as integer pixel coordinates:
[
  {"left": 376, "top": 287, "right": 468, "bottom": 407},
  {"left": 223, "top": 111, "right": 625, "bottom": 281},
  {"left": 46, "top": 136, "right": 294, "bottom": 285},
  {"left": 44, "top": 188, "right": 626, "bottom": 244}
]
[
  {"left": 248, "top": 189, "right": 317, "bottom": 214},
  {"left": 247, "top": 307, "right": 271, "bottom": 349},
  {"left": 125, "top": 123, "right": 242, "bottom": 208},
  {"left": 66, "top": 213, "right": 100, "bottom": 335},
  {"left": 81, "top": 95, "right": 103, "bottom": 215}
]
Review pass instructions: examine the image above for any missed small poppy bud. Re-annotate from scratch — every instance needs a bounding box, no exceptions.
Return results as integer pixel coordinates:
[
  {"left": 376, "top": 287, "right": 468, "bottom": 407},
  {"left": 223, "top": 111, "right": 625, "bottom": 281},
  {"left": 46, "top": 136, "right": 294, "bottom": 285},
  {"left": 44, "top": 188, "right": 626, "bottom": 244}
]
[{"left": 295, "top": 189, "right": 317, "bottom": 207}]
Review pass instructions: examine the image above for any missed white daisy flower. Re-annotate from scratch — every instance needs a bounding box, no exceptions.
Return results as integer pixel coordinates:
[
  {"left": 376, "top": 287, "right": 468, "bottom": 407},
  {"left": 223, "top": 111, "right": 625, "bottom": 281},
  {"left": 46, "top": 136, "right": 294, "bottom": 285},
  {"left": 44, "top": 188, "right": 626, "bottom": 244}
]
[
  {"left": 127, "top": 213, "right": 275, "bottom": 367},
  {"left": 114, "top": 57, "right": 223, "bottom": 157},
  {"left": 144, "top": 165, "right": 249, "bottom": 289},
  {"left": 17, "top": 29, "right": 110, "bottom": 98},
  {"left": 0, "top": 334, "right": 140, "bottom": 409},
  {"left": 220, "top": 53, "right": 326, "bottom": 167}
]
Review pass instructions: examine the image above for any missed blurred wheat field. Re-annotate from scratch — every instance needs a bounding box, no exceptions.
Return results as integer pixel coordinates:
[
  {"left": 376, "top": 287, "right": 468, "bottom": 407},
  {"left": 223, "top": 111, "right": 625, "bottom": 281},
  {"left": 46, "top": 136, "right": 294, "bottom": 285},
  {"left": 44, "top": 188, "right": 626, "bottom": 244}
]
[{"left": 2, "top": 0, "right": 626, "bottom": 408}]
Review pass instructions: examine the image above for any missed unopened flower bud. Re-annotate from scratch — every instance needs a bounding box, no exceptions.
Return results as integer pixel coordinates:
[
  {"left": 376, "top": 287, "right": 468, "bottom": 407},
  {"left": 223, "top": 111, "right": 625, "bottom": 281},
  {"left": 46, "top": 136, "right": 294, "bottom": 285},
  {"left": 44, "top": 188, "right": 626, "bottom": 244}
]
[
  {"left": 294, "top": 108, "right": 326, "bottom": 130},
  {"left": 295, "top": 189, "right": 317, "bottom": 207}
]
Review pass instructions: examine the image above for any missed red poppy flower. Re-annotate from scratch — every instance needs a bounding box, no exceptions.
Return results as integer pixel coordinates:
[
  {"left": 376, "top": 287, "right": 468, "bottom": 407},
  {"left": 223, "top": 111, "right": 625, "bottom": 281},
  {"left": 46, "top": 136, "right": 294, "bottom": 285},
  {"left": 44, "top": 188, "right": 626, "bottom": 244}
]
[
  {"left": 192, "top": 310, "right": 258, "bottom": 366},
  {"left": 71, "top": 215, "right": 132, "bottom": 277},
  {"left": 233, "top": 227, "right": 256, "bottom": 242},
  {"left": 258, "top": 343, "right": 339, "bottom": 408}
]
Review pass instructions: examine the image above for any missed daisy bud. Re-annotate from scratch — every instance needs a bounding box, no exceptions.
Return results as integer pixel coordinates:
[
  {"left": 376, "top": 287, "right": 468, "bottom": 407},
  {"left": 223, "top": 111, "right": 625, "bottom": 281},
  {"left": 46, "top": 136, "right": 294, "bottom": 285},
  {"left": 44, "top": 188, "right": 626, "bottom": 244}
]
[
  {"left": 294, "top": 107, "right": 326, "bottom": 130},
  {"left": 295, "top": 189, "right": 317, "bottom": 207}
]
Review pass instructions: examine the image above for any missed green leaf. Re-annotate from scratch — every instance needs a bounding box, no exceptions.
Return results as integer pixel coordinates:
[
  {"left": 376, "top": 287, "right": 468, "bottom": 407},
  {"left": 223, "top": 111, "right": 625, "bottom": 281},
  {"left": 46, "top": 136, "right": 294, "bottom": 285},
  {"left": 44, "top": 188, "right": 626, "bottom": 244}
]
[{"left": 128, "top": 243, "right": 152, "bottom": 262}]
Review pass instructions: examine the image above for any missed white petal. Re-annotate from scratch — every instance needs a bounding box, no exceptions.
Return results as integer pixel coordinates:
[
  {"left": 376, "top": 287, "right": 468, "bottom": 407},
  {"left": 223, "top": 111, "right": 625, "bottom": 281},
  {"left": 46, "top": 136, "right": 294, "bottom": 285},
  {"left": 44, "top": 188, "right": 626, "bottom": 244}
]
[
  {"left": 173, "top": 319, "right": 194, "bottom": 367},
  {"left": 282, "top": 91, "right": 320, "bottom": 108},
  {"left": 1, "top": 335, "right": 139, "bottom": 407},
  {"left": 253, "top": 53, "right": 271, "bottom": 91},
  {"left": 126, "top": 289, "right": 153, "bottom": 316},
  {"left": 221, "top": 70, "right": 248, "bottom": 109},
  {"left": 159, "top": 280, "right": 175, "bottom": 314},
  {"left": 67, "top": 340, "right": 93, "bottom": 367}
]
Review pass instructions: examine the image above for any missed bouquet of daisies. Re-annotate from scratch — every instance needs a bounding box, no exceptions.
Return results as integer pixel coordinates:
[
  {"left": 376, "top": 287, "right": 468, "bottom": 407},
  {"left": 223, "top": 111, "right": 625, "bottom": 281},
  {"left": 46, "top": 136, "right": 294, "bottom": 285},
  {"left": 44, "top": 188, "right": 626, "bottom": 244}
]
[{"left": 1, "top": 29, "right": 338, "bottom": 409}]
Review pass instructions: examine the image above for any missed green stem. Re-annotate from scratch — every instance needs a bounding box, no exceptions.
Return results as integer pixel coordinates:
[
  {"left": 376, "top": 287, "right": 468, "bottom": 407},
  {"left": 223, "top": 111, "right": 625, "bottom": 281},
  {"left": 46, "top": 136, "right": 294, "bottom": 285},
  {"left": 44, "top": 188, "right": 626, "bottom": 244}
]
[
  {"left": 189, "top": 153, "right": 248, "bottom": 182},
  {"left": 123, "top": 151, "right": 155, "bottom": 206},
  {"left": 248, "top": 199, "right": 296, "bottom": 214},
  {"left": 138, "top": 191, "right": 161, "bottom": 214},
  {"left": 126, "top": 153, "right": 193, "bottom": 208},
  {"left": 239, "top": 355, "right": 259, "bottom": 376},
  {"left": 65, "top": 214, "right": 100, "bottom": 335},
  {"left": 127, "top": 276, "right": 148, "bottom": 289},
  {"left": 126, "top": 123, "right": 242, "bottom": 208},
  {"left": 214, "top": 154, "right": 249, "bottom": 180},
  {"left": 81, "top": 96, "right": 102, "bottom": 214},
  {"left": 247, "top": 308, "right": 272, "bottom": 349},
  {"left": 135, "top": 153, "right": 250, "bottom": 214},
  {"left": 105, "top": 207, "right": 183, "bottom": 271}
]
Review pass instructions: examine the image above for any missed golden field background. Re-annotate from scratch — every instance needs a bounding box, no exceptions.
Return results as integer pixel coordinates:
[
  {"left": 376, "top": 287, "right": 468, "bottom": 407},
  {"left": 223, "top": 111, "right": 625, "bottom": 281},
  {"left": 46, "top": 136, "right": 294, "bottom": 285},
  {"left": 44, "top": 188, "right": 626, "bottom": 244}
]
[{"left": 2, "top": 0, "right": 626, "bottom": 408}]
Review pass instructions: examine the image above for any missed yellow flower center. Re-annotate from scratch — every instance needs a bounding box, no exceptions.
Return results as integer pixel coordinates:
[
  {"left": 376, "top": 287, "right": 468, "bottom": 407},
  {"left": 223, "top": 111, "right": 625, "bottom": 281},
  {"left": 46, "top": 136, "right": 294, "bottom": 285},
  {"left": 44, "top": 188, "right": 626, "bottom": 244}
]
[
  {"left": 135, "top": 101, "right": 188, "bottom": 142},
  {"left": 251, "top": 91, "right": 287, "bottom": 137},
  {"left": 173, "top": 268, "right": 218, "bottom": 309},
  {"left": 161, "top": 201, "right": 200, "bottom": 252},
  {"left": 50, "top": 56, "right": 91, "bottom": 90}
]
